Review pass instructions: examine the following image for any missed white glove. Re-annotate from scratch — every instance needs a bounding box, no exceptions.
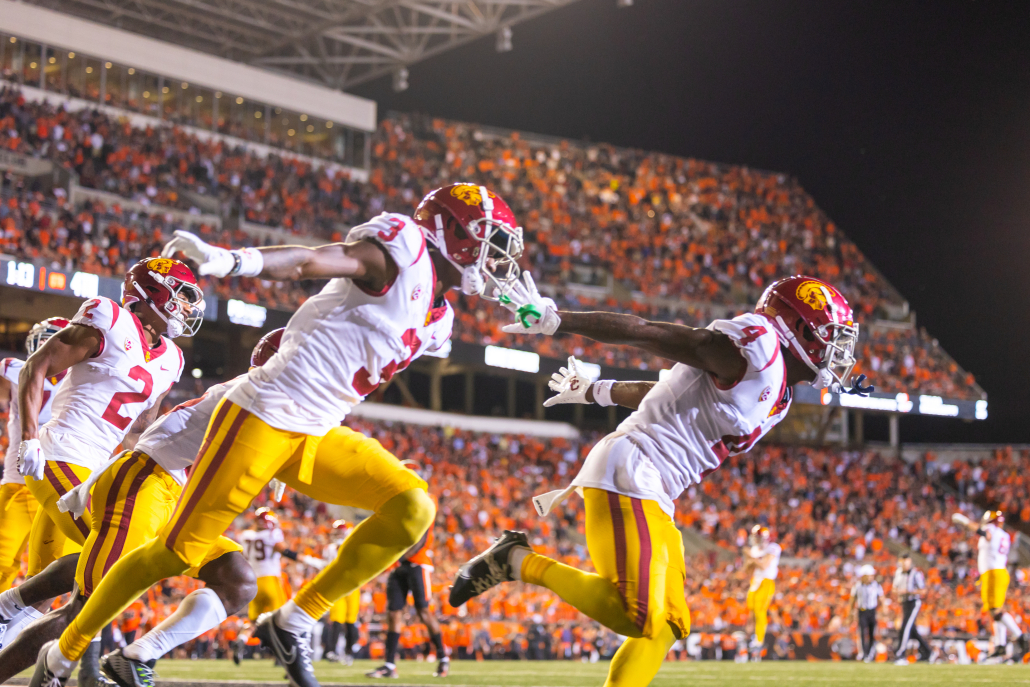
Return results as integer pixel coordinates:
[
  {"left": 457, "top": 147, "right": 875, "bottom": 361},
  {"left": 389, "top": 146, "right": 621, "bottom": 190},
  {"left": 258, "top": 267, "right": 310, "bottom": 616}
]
[
  {"left": 951, "top": 513, "right": 970, "bottom": 526},
  {"left": 500, "top": 272, "right": 561, "bottom": 336},
  {"left": 299, "top": 555, "right": 327, "bottom": 570},
  {"left": 161, "top": 230, "right": 235, "bottom": 277},
  {"left": 59, "top": 482, "right": 92, "bottom": 519},
  {"left": 17, "top": 439, "right": 45, "bottom": 481},
  {"left": 270, "top": 478, "right": 286, "bottom": 502},
  {"left": 543, "top": 357, "right": 593, "bottom": 407}
]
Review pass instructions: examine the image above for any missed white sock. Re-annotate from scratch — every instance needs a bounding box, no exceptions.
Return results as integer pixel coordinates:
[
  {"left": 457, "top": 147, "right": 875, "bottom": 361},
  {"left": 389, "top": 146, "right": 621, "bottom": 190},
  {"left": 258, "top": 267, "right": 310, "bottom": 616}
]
[
  {"left": 1, "top": 606, "right": 42, "bottom": 649},
  {"left": 0, "top": 588, "right": 25, "bottom": 619},
  {"left": 275, "top": 600, "right": 316, "bottom": 634},
  {"left": 509, "top": 547, "right": 530, "bottom": 582},
  {"left": 46, "top": 640, "right": 78, "bottom": 677},
  {"left": 1002, "top": 612, "right": 1022, "bottom": 639},
  {"left": 124, "top": 589, "right": 226, "bottom": 663},
  {"left": 995, "top": 622, "right": 1007, "bottom": 647}
]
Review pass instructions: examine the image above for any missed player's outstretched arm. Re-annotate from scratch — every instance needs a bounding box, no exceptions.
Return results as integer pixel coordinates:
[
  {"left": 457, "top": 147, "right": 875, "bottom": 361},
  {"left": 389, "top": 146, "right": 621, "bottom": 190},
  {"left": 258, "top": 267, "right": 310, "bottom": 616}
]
[
  {"left": 162, "top": 230, "right": 397, "bottom": 289},
  {"left": 557, "top": 312, "right": 746, "bottom": 386},
  {"left": 18, "top": 324, "right": 101, "bottom": 441}
]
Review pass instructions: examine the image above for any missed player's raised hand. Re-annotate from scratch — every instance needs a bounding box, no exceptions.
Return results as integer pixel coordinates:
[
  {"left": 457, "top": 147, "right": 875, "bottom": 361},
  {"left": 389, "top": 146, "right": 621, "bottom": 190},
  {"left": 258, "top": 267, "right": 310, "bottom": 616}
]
[
  {"left": 500, "top": 272, "right": 561, "bottom": 335},
  {"left": 270, "top": 477, "right": 287, "bottom": 502},
  {"left": 951, "top": 513, "right": 970, "bottom": 526},
  {"left": 162, "top": 230, "right": 235, "bottom": 277},
  {"left": 543, "top": 356, "right": 593, "bottom": 407},
  {"left": 17, "top": 438, "right": 45, "bottom": 481}
]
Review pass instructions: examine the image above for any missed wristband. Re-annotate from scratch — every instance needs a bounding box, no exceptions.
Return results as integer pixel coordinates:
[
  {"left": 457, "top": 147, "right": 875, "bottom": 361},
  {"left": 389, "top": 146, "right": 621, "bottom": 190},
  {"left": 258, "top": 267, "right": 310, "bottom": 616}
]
[
  {"left": 282, "top": 549, "right": 298, "bottom": 561},
  {"left": 591, "top": 380, "right": 617, "bottom": 407},
  {"left": 230, "top": 248, "right": 264, "bottom": 277}
]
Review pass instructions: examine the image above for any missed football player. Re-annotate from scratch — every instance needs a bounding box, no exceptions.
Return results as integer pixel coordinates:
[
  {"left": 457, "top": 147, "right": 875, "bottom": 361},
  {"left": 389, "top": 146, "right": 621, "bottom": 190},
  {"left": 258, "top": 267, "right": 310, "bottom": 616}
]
[
  {"left": 0, "top": 258, "right": 201, "bottom": 662},
  {"left": 34, "top": 184, "right": 523, "bottom": 687},
  {"left": 366, "top": 519, "right": 448, "bottom": 679},
  {"left": 744, "top": 525, "right": 780, "bottom": 660},
  {"left": 321, "top": 520, "right": 360, "bottom": 666},
  {"left": 450, "top": 275, "right": 871, "bottom": 686},
  {"left": 952, "top": 509, "right": 1028, "bottom": 661},
  {"left": 0, "top": 318, "right": 69, "bottom": 593}
]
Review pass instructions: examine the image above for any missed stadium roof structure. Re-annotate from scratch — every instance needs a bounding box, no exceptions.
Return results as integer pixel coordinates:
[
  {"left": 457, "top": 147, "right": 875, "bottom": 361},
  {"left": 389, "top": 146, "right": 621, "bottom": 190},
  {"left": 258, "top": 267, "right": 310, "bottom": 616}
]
[{"left": 22, "top": 0, "right": 586, "bottom": 89}]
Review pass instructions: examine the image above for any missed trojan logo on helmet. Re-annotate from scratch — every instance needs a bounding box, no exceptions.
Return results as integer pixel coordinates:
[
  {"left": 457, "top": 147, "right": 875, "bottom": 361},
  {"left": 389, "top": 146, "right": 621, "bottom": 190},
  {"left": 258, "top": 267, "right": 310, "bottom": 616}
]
[{"left": 450, "top": 184, "right": 494, "bottom": 206}]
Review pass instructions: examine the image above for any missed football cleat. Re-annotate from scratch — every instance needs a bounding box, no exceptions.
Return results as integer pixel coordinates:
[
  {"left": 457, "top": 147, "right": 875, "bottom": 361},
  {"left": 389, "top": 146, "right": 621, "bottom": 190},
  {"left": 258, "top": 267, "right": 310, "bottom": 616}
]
[
  {"left": 254, "top": 611, "right": 318, "bottom": 687},
  {"left": 434, "top": 657, "right": 450, "bottom": 677},
  {"left": 28, "top": 640, "right": 73, "bottom": 687},
  {"left": 365, "top": 665, "right": 398, "bottom": 678},
  {"left": 341, "top": 653, "right": 354, "bottom": 667},
  {"left": 449, "top": 530, "right": 530, "bottom": 607},
  {"left": 323, "top": 651, "right": 338, "bottom": 662},
  {"left": 231, "top": 637, "right": 244, "bottom": 665},
  {"left": 100, "top": 650, "right": 156, "bottom": 687}
]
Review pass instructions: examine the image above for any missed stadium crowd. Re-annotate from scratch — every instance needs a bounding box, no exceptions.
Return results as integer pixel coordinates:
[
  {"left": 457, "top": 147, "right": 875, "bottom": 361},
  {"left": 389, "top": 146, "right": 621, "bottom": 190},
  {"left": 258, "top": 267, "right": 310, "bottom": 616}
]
[
  {"left": 4, "top": 398, "right": 1020, "bottom": 662},
  {"left": 0, "top": 84, "right": 981, "bottom": 399}
]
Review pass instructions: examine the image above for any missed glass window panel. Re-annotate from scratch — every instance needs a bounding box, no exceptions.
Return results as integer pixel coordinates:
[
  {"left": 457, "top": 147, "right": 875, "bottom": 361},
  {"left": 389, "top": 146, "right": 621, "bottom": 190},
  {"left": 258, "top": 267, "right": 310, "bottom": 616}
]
[
  {"left": 22, "top": 42, "right": 41, "bottom": 87},
  {"left": 42, "top": 46, "right": 61, "bottom": 92},
  {"left": 195, "top": 87, "right": 213, "bottom": 130},
  {"left": 66, "top": 51, "right": 84, "bottom": 98},
  {"left": 83, "top": 57, "right": 101, "bottom": 101},
  {"left": 0, "top": 36, "right": 15, "bottom": 83},
  {"left": 103, "top": 62, "right": 127, "bottom": 107}
]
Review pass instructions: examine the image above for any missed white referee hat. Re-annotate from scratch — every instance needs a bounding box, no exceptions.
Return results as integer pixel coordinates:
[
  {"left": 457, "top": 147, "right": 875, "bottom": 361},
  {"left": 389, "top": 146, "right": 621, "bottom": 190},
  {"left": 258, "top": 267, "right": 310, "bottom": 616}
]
[{"left": 858, "top": 564, "right": 876, "bottom": 577}]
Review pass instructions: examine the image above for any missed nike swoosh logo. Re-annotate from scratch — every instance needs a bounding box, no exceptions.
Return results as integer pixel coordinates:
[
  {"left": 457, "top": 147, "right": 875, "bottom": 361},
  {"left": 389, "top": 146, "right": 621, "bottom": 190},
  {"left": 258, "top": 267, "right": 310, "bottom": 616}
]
[{"left": 42, "top": 539, "right": 54, "bottom": 546}]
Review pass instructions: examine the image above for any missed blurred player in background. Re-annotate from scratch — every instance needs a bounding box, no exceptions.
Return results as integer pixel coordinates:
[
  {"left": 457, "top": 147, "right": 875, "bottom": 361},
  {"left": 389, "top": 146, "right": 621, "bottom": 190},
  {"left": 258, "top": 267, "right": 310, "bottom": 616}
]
[
  {"left": 322, "top": 520, "right": 360, "bottom": 665},
  {"left": 744, "top": 525, "right": 780, "bottom": 661},
  {"left": 952, "top": 509, "right": 1028, "bottom": 661},
  {"left": 0, "top": 318, "right": 69, "bottom": 593},
  {"left": 452, "top": 275, "right": 872, "bottom": 686},
  {"left": 850, "top": 564, "right": 884, "bottom": 663},
  {"left": 367, "top": 517, "right": 448, "bottom": 679},
  {"left": 35, "top": 184, "right": 522, "bottom": 687}
]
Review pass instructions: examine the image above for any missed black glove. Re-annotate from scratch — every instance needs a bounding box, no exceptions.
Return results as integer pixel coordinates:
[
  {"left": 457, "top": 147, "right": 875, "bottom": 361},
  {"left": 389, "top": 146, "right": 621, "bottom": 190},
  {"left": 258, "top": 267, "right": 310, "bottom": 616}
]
[{"left": 842, "top": 374, "right": 874, "bottom": 397}]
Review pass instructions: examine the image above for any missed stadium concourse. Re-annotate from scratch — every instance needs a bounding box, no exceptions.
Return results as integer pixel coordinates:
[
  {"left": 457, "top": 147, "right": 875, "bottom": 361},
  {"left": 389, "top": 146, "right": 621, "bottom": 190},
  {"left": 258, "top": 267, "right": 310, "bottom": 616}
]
[{"left": 0, "top": 55, "right": 1019, "bottom": 677}]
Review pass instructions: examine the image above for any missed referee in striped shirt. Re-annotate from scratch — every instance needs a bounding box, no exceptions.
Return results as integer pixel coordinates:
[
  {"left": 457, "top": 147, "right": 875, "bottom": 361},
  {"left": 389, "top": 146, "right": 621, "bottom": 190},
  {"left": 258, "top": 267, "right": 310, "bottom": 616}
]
[
  {"left": 893, "top": 553, "right": 932, "bottom": 663},
  {"left": 851, "top": 564, "right": 884, "bottom": 662}
]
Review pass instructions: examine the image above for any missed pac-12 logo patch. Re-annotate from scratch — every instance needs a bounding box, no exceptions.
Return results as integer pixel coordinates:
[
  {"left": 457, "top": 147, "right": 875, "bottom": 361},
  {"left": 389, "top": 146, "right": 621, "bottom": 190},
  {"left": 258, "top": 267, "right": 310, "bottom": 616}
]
[
  {"left": 759, "top": 386, "right": 771, "bottom": 402},
  {"left": 411, "top": 284, "right": 423, "bottom": 301},
  {"left": 124, "top": 338, "right": 133, "bottom": 352}
]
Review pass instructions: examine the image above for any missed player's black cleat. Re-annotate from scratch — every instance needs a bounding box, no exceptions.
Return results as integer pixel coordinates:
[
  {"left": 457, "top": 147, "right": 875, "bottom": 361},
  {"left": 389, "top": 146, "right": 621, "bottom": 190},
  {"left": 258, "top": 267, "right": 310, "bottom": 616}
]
[
  {"left": 232, "top": 637, "right": 244, "bottom": 665},
  {"left": 100, "top": 649, "right": 156, "bottom": 687},
  {"left": 79, "top": 642, "right": 117, "bottom": 687},
  {"left": 28, "top": 641, "right": 72, "bottom": 687},
  {"left": 434, "top": 656, "right": 450, "bottom": 677},
  {"left": 449, "top": 530, "right": 530, "bottom": 607},
  {"left": 254, "top": 611, "right": 318, "bottom": 687},
  {"left": 366, "top": 664, "right": 398, "bottom": 678}
]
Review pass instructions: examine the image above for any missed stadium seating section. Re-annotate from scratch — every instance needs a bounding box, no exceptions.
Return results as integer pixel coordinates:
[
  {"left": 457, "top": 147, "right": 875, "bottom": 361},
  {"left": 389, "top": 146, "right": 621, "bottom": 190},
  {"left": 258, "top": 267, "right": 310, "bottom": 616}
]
[{"left": 0, "top": 85, "right": 982, "bottom": 399}]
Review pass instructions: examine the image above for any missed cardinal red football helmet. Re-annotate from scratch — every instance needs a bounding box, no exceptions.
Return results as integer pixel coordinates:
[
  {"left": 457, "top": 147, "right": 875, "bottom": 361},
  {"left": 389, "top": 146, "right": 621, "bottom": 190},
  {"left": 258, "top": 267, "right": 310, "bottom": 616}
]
[
  {"left": 26, "top": 317, "right": 70, "bottom": 354},
  {"left": 756, "top": 275, "right": 858, "bottom": 390},
  {"left": 122, "top": 258, "right": 204, "bottom": 338},
  {"left": 255, "top": 507, "right": 278, "bottom": 529},
  {"left": 251, "top": 328, "right": 284, "bottom": 367},
  {"left": 413, "top": 183, "right": 523, "bottom": 301},
  {"left": 750, "top": 525, "right": 771, "bottom": 545}
]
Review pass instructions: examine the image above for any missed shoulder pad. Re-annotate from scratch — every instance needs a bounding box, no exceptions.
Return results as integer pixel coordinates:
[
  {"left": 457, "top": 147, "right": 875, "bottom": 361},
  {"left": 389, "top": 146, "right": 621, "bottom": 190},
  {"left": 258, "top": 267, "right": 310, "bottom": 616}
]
[
  {"left": 71, "top": 297, "right": 122, "bottom": 333},
  {"left": 347, "top": 213, "right": 427, "bottom": 271}
]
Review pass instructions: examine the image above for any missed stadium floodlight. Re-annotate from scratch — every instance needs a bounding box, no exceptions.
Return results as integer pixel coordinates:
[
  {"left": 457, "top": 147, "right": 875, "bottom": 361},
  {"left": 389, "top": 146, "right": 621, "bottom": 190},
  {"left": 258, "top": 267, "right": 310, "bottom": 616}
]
[
  {"left": 393, "top": 67, "right": 409, "bottom": 93},
  {"left": 617, "top": 0, "right": 634, "bottom": 6},
  {"left": 496, "top": 26, "right": 513, "bottom": 53}
]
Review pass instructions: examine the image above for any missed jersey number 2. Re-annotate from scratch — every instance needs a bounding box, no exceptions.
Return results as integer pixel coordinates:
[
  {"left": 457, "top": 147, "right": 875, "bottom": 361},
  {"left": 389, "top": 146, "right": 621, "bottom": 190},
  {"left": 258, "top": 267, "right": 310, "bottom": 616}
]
[{"left": 101, "top": 365, "right": 154, "bottom": 430}]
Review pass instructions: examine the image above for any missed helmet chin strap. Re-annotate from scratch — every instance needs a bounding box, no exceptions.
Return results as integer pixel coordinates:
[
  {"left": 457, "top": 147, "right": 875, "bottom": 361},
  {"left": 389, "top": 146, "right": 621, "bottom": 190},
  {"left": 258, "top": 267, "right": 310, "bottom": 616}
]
[
  {"left": 132, "top": 282, "right": 183, "bottom": 338},
  {"left": 774, "top": 314, "right": 834, "bottom": 390}
]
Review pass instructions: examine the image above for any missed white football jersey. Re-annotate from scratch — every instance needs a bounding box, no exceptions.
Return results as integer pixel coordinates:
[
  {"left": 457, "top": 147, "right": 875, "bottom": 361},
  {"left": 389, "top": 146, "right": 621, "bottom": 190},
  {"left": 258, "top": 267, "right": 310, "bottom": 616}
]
[
  {"left": 40, "top": 297, "right": 184, "bottom": 471},
  {"left": 241, "top": 527, "right": 284, "bottom": 578},
  {"left": 978, "top": 523, "right": 1010, "bottom": 573},
  {"left": 750, "top": 542, "right": 782, "bottom": 585},
  {"left": 135, "top": 377, "right": 242, "bottom": 485},
  {"left": 571, "top": 313, "right": 790, "bottom": 516},
  {"left": 2, "top": 359, "right": 63, "bottom": 485},
  {"left": 227, "top": 213, "right": 454, "bottom": 435}
]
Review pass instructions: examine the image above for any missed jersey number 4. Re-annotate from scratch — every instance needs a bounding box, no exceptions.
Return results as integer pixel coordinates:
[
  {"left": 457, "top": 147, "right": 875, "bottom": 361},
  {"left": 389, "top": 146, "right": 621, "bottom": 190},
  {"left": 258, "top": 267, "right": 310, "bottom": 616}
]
[
  {"left": 101, "top": 365, "right": 154, "bottom": 430},
  {"left": 736, "top": 325, "right": 767, "bottom": 347}
]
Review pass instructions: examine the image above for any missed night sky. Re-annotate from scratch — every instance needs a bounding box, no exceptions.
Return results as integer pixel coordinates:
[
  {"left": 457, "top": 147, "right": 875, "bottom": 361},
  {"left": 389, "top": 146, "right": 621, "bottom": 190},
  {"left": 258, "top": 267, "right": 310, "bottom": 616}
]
[{"left": 354, "top": 0, "right": 1030, "bottom": 444}]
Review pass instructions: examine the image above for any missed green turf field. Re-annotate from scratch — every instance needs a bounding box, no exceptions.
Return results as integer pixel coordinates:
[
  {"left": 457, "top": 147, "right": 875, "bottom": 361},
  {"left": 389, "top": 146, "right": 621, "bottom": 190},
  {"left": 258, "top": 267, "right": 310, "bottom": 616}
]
[{"left": 111, "top": 658, "right": 1030, "bottom": 686}]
